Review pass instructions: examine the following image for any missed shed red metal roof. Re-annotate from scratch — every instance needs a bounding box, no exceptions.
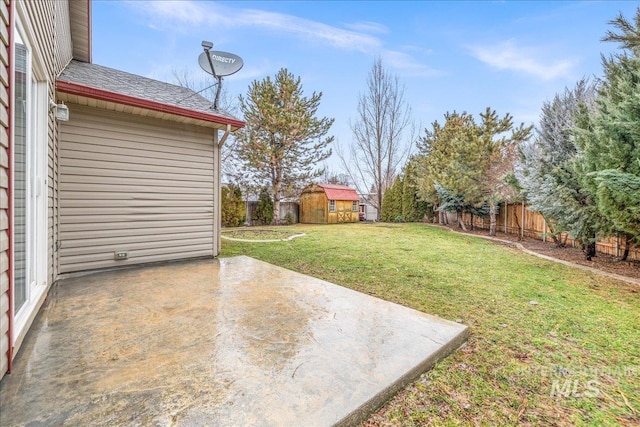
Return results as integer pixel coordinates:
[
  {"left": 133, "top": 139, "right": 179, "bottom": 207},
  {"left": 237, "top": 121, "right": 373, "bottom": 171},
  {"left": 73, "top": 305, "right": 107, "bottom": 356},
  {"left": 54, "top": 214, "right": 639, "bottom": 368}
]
[{"left": 318, "top": 184, "right": 360, "bottom": 201}]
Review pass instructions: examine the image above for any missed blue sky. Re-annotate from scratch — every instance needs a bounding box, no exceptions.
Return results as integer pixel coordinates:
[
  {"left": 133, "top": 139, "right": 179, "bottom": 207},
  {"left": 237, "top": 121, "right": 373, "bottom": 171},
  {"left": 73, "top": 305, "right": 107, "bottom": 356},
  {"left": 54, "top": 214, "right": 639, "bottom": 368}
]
[{"left": 92, "top": 1, "right": 638, "bottom": 169}]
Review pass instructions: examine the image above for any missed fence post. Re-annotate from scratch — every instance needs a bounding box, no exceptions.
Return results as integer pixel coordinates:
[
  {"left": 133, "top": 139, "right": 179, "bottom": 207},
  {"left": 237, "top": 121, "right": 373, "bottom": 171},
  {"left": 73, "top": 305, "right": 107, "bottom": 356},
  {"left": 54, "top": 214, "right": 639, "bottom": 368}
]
[
  {"left": 504, "top": 203, "right": 507, "bottom": 234},
  {"left": 521, "top": 203, "right": 525, "bottom": 239},
  {"left": 542, "top": 217, "right": 546, "bottom": 242}
]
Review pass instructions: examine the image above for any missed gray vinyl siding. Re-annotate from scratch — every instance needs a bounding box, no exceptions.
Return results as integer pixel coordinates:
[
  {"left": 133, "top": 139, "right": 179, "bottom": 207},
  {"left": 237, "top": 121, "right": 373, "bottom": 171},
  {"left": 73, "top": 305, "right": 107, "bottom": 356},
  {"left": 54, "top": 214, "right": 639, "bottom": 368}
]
[
  {"left": 0, "top": 0, "right": 9, "bottom": 380},
  {"left": 59, "top": 104, "right": 216, "bottom": 274}
]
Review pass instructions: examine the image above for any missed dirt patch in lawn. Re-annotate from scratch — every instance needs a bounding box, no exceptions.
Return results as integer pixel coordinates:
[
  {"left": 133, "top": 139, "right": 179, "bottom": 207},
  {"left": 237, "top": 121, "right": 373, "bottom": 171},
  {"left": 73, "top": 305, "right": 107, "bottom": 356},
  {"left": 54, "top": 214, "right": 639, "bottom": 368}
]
[
  {"left": 221, "top": 228, "right": 304, "bottom": 242},
  {"left": 443, "top": 225, "right": 640, "bottom": 281}
]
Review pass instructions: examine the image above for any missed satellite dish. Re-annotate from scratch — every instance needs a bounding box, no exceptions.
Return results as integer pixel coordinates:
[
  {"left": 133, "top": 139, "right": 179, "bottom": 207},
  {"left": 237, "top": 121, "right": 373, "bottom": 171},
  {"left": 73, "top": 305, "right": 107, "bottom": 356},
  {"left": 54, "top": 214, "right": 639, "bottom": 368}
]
[
  {"left": 198, "top": 51, "right": 244, "bottom": 77},
  {"left": 198, "top": 42, "right": 244, "bottom": 111}
]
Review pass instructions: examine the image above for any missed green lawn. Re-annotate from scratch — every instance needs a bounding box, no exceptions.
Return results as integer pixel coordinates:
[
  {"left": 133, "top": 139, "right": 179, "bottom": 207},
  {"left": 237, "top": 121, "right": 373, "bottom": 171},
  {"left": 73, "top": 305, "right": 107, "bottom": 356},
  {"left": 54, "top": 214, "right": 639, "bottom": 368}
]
[{"left": 221, "top": 223, "right": 639, "bottom": 426}]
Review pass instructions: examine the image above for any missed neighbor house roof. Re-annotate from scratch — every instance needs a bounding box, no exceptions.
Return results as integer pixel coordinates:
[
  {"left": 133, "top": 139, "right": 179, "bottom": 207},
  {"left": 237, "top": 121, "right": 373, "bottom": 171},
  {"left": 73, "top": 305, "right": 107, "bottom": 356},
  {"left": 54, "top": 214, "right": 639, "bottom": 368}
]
[
  {"left": 56, "top": 60, "right": 244, "bottom": 130},
  {"left": 318, "top": 184, "right": 360, "bottom": 201}
]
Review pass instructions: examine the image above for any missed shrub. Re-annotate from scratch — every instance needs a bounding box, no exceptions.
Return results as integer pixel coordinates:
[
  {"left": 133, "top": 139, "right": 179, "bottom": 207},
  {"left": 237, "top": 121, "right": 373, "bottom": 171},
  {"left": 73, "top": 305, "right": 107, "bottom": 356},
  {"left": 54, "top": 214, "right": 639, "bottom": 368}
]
[
  {"left": 283, "top": 213, "right": 295, "bottom": 225},
  {"left": 221, "top": 184, "right": 246, "bottom": 227},
  {"left": 381, "top": 175, "right": 403, "bottom": 222},
  {"left": 255, "top": 187, "right": 274, "bottom": 225}
]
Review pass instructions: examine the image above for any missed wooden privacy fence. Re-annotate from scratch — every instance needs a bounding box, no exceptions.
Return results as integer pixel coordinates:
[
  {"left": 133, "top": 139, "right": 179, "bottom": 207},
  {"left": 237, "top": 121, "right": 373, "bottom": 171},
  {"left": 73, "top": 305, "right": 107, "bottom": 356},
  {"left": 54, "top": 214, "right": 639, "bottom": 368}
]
[{"left": 459, "top": 203, "right": 640, "bottom": 261}]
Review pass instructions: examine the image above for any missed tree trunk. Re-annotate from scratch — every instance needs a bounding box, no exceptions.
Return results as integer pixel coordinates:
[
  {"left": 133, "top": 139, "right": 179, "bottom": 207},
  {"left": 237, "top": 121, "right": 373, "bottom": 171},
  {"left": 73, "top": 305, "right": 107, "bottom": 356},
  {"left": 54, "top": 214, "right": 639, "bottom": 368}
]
[
  {"left": 272, "top": 180, "right": 281, "bottom": 225},
  {"left": 457, "top": 211, "right": 468, "bottom": 232},
  {"left": 439, "top": 210, "right": 446, "bottom": 225},
  {"left": 489, "top": 200, "right": 497, "bottom": 236},
  {"left": 544, "top": 219, "right": 560, "bottom": 245},
  {"left": 583, "top": 240, "right": 596, "bottom": 261},
  {"left": 559, "top": 232, "right": 568, "bottom": 247},
  {"left": 621, "top": 234, "right": 630, "bottom": 261}
]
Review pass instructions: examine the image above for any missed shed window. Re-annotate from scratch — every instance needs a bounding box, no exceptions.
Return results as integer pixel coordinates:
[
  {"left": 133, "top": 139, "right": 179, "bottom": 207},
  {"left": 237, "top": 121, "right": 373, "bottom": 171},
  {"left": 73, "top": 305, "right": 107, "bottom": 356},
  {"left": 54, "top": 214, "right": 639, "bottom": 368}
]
[
  {"left": 352, "top": 201, "right": 358, "bottom": 211},
  {"left": 329, "top": 200, "right": 336, "bottom": 212}
]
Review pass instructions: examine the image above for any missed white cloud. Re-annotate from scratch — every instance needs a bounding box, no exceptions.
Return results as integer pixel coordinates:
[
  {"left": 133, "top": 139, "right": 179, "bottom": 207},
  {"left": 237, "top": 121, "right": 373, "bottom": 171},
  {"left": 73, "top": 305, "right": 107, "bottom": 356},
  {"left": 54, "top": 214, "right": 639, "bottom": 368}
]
[
  {"left": 132, "top": 1, "right": 443, "bottom": 76},
  {"left": 135, "top": 1, "right": 381, "bottom": 53},
  {"left": 343, "top": 21, "right": 389, "bottom": 34},
  {"left": 383, "top": 50, "right": 443, "bottom": 77},
  {"left": 236, "top": 9, "right": 381, "bottom": 53},
  {"left": 468, "top": 39, "right": 575, "bottom": 81},
  {"left": 128, "top": 0, "right": 209, "bottom": 27},
  {"left": 401, "top": 45, "right": 434, "bottom": 56}
]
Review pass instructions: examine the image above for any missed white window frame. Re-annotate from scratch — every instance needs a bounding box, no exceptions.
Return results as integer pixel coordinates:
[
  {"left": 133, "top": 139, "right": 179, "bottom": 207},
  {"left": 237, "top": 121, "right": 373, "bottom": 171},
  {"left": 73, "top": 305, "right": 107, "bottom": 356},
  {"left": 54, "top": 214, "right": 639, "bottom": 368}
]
[
  {"left": 329, "top": 200, "right": 336, "bottom": 212},
  {"left": 12, "top": 14, "right": 49, "bottom": 342}
]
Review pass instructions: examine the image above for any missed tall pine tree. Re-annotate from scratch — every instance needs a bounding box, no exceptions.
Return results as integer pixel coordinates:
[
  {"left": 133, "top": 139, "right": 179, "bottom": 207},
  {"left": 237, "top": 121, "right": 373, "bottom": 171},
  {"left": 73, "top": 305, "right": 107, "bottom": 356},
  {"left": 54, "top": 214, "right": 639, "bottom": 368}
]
[
  {"left": 517, "top": 79, "right": 597, "bottom": 246},
  {"left": 401, "top": 159, "right": 429, "bottom": 222},
  {"left": 237, "top": 69, "right": 334, "bottom": 224},
  {"left": 575, "top": 8, "right": 640, "bottom": 259},
  {"left": 416, "top": 109, "right": 530, "bottom": 232},
  {"left": 381, "top": 175, "right": 403, "bottom": 222}
]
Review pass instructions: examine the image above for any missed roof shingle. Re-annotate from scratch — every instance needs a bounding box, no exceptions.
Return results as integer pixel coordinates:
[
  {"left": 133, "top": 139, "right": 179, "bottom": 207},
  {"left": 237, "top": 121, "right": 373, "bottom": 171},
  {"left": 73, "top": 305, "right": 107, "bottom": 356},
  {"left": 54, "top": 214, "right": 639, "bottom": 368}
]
[{"left": 57, "top": 60, "right": 242, "bottom": 125}]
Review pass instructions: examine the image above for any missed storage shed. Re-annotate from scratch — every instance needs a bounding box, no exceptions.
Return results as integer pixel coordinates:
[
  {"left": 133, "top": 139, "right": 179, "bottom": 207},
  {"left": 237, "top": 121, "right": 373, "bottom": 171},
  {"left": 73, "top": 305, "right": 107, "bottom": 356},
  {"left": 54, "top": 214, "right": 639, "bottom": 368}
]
[{"left": 300, "top": 184, "right": 360, "bottom": 224}]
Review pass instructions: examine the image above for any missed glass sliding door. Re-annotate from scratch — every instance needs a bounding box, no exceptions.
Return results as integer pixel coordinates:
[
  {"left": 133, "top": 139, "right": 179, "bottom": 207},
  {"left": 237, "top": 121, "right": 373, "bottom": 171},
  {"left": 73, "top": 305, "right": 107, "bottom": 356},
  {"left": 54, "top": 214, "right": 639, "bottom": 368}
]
[{"left": 13, "top": 23, "right": 48, "bottom": 338}]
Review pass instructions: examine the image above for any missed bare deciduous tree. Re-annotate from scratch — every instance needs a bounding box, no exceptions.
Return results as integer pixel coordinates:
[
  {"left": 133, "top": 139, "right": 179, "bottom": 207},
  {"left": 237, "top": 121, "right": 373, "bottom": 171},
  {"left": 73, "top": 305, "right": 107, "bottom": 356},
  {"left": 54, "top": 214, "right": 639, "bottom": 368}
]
[{"left": 338, "top": 57, "right": 414, "bottom": 220}]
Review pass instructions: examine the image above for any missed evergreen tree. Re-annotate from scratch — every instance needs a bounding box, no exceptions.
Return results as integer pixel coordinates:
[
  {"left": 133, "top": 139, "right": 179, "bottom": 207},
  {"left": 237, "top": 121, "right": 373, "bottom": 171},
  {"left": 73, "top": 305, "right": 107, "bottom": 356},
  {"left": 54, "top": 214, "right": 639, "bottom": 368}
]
[
  {"left": 416, "top": 111, "right": 476, "bottom": 226},
  {"left": 435, "top": 185, "right": 490, "bottom": 219},
  {"left": 221, "top": 184, "right": 246, "bottom": 227},
  {"left": 575, "top": 8, "right": 640, "bottom": 258},
  {"left": 516, "top": 79, "right": 597, "bottom": 246},
  {"left": 255, "top": 187, "right": 274, "bottom": 226},
  {"left": 593, "top": 170, "right": 640, "bottom": 241},
  {"left": 237, "top": 68, "right": 334, "bottom": 225},
  {"left": 416, "top": 109, "right": 530, "bottom": 232},
  {"left": 401, "top": 159, "right": 429, "bottom": 222},
  {"left": 381, "top": 175, "right": 403, "bottom": 222},
  {"left": 476, "top": 109, "right": 532, "bottom": 236}
]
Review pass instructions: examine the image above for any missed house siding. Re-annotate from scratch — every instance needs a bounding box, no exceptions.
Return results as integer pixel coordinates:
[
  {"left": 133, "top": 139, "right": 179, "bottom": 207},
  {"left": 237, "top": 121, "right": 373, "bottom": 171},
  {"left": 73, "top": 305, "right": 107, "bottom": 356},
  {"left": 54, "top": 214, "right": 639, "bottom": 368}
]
[
  {"left": 59, "top": 104, "right": 216, "bottom": 274},
  {"left": 0, "top": 0, "right": 10, "bottom": 381}
]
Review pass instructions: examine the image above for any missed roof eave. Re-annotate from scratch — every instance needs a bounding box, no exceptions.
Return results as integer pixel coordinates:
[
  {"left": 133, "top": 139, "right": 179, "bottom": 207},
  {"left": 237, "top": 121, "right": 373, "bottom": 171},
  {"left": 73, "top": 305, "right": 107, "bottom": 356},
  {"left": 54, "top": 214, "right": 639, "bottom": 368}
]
[{"left": 56, "top": 80, "right": 245, "bottom": 130}]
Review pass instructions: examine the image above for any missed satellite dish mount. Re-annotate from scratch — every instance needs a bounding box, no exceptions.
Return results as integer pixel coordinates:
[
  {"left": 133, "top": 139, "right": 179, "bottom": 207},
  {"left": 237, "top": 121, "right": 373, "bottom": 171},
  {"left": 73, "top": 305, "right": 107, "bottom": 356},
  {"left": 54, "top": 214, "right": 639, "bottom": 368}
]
[{"left": 199, "top": 41, "right": 244, "bottom": 110}]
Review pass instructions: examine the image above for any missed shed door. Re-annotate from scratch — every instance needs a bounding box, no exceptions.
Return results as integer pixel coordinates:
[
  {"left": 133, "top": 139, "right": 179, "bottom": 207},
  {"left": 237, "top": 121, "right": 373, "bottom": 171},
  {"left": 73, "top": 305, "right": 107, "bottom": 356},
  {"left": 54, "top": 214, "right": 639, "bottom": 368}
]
[
  {"left": 59, "top": 105, "right": 216, "bottom": 273},
  {"left": 336, "top": 202, "right": 347, "bottom": 223}
]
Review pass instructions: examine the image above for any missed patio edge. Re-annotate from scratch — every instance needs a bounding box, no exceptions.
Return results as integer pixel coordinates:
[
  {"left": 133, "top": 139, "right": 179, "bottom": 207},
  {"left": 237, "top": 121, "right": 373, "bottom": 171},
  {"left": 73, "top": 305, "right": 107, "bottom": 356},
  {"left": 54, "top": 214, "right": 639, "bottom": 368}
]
[{"left": 334, "top": 324, "right": 470, "bottom": 427}]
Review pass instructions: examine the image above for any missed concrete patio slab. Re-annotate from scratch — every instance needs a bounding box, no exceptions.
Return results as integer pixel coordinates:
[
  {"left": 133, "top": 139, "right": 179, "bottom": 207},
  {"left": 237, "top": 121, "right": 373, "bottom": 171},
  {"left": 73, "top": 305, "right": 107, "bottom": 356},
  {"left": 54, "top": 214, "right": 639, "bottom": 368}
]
[{"left": 0, "top": 256, "right": 468, "bottom": 426}]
